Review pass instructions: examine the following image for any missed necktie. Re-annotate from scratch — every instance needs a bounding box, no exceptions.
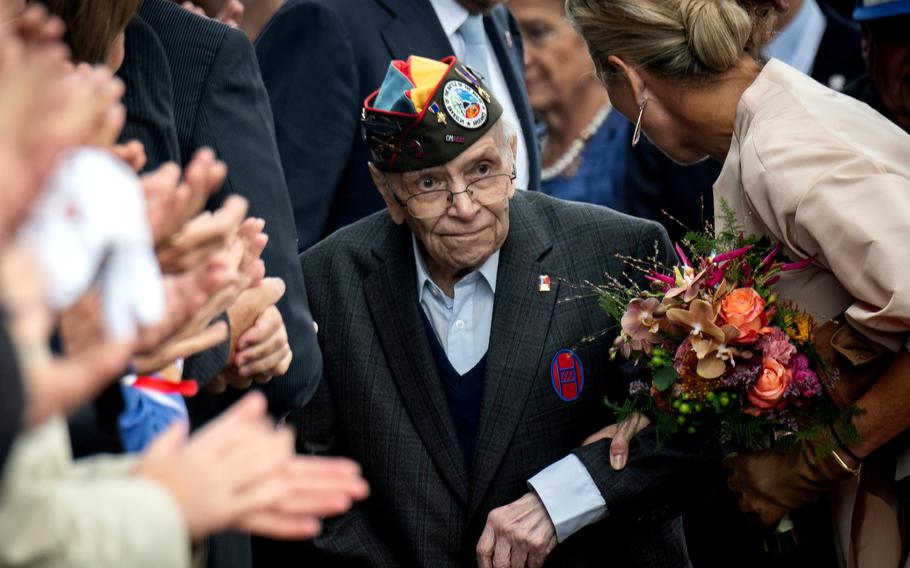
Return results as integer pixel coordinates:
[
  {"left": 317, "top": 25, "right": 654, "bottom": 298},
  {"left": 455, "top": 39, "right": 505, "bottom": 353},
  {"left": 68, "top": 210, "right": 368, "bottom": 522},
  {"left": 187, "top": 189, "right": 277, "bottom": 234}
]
[{"left": 457, "top": 14, "right": 490, "bottom": 82}]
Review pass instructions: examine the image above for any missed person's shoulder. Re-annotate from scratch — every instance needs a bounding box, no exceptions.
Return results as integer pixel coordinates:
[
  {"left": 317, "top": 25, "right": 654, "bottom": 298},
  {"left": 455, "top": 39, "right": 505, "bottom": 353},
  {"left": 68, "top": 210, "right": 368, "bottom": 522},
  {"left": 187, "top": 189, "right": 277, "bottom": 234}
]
[
  {"left": 514, "top": 191, "right": 667, "bottom": 246},
  {"left": 262, "top": 0, "right": 376, "bottom": 36},
  {"left": 301, "top": 210, "right": 397, "bottom": 268},
  {"left": 138, "top": 0, "right": 231, "bottom": 54}
]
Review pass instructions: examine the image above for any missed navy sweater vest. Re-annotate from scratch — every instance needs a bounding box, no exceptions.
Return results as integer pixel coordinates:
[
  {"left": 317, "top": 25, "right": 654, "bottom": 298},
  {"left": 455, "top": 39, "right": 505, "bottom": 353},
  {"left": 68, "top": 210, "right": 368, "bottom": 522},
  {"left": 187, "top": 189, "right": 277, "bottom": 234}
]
[{"left": 420, "top": 311, "right": 486, "bottom": 468}]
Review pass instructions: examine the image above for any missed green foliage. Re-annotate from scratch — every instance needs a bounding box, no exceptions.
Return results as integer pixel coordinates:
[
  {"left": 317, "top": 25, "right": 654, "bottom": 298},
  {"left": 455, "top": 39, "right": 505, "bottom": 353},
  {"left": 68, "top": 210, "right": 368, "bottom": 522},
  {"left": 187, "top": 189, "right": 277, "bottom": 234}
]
[
  {"left": 722, "top": 411, "right": 774, "bottom": 451},
  {"left": 652, "top": 366, "right": 677, "bottom": 392},
  {"left": 598, "top": 293, "right": 626, "bottom": 325}
]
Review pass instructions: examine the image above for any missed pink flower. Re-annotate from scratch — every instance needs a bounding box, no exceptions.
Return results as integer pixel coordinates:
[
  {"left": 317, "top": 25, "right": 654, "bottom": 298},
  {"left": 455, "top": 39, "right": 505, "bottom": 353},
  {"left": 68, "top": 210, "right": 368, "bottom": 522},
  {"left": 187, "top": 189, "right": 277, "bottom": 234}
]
[
  {"left": 756, "top": 328, "right": 796, "bottom": 366},
  {"left": 787, "top": 354, "right": 822, "bottom": 399},
  {"left": 747, "top": 357, "right": 793, "bottom": 411},
  {"left": 719, "top": 288, "right": 768, "bottom": 345},
  {"left": 613, "top": 297, "right": 665, "bottom": 357}
]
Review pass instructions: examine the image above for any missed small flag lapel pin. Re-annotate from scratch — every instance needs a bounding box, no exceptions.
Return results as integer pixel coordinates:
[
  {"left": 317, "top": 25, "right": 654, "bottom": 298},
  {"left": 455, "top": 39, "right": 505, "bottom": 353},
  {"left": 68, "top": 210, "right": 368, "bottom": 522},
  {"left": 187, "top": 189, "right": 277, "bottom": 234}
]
[{"left": 538, "top": 274, "right": 551, "bottom": 293}]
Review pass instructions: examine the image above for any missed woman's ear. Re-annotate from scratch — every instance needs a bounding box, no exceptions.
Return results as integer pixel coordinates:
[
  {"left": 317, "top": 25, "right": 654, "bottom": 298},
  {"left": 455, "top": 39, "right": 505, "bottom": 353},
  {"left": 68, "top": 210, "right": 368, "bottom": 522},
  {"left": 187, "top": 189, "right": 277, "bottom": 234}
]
[
  {"left": 368, "top": 163, "right": 407, "bottom": 225},
  {"left": 607, "top": 55, "right": 647, "bottom": 106}
]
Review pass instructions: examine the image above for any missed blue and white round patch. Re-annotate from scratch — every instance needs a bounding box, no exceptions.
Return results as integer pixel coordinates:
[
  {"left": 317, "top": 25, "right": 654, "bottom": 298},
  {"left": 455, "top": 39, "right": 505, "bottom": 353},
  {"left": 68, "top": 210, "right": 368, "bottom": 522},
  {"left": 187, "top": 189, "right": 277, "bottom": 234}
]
[{"left": 442, "top": 80, "right": 488, "bottom": 130}]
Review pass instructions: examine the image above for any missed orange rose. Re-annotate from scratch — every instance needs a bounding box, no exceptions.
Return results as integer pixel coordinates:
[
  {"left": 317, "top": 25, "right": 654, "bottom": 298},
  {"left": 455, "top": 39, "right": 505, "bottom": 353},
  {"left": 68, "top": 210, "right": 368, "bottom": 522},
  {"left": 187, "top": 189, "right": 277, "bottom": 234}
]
[
  {"left": 747, "top": 357, "right": 792, "bottom": 410},
  {"left": 719, "top": 287, "right": 767, "bottom": 344}
]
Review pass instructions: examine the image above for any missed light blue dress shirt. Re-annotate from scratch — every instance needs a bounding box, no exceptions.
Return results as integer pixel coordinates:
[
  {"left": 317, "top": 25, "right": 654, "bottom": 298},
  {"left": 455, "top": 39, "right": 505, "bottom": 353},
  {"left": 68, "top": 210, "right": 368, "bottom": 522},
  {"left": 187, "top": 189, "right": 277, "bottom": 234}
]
[
  {"left": 413, "top": 236, "right": 606, "bottom": 541},
  {"left": 413, "top": 236, "right": 498, "bottom": 374},
  {"left": 764, "top": 0, "right": 827, "bottom": 76}
]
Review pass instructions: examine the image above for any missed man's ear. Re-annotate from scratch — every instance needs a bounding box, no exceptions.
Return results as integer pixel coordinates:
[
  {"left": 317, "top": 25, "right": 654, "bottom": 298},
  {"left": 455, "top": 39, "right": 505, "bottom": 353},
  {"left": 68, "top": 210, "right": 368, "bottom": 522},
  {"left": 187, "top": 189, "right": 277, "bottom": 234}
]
[{"left": 368, "top": 163, "right": 407, "bottom": 225}]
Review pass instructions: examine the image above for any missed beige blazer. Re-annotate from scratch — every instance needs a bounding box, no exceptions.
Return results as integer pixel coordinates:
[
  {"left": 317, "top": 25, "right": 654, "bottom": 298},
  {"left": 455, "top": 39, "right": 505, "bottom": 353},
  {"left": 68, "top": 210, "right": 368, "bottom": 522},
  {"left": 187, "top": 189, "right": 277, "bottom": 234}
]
[
  {"left": 714, "top": 59, "right": 910, "bottom": 568},
  {"left": 0, "top": 417, "right": 190, "bottom": 568},
  {"left": 715, "top": 59, "right": 910, "bottom": 354}
]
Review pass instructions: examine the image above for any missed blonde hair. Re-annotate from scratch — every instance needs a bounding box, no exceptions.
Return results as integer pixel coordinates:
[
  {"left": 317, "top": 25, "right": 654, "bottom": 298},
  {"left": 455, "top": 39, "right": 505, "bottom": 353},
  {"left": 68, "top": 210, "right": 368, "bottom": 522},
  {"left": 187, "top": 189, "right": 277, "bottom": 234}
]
[{"left": 566, "top": 0, "right": 772, "bottom": 79}]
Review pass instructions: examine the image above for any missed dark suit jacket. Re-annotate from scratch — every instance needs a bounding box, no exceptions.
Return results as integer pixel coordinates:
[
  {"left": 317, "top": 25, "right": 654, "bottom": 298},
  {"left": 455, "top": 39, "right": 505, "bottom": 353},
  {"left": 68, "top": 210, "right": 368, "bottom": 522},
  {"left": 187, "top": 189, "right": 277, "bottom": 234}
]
[
  {"left": 0, "top": 324, "right": 23, "bottom": 474},
  {"left": 811, "top": 1, "right": 865, "bottom": 91},
  {"left": 293, "top": 192, "right": 713, "bottom": 567},
  {"left": 120, "top": 0, "right": 322, "bottom": 416},
  {"left": 255, "top": 0, "right": 541, "bottom": 250}
]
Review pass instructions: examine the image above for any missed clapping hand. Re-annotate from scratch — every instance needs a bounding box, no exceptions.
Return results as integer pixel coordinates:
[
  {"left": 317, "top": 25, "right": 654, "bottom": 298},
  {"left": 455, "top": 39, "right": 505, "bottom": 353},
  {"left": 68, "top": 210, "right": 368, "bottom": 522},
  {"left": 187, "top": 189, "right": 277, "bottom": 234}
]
[{"left": 133, "top": 391, "right": 370, "bottom": 540}]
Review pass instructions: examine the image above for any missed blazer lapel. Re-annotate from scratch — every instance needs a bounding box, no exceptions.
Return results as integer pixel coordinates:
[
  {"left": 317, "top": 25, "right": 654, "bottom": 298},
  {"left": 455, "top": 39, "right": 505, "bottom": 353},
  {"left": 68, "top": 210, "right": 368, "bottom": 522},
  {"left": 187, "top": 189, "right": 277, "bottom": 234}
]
[
  {"left": 468, "top": 197, "right": 557, "bottom": 518},
  {"left": 378, "top": 0, "right": 454, "bottom": 61},
  {"left": 363, "top": 224, "right": 470, "bottom": 504}
]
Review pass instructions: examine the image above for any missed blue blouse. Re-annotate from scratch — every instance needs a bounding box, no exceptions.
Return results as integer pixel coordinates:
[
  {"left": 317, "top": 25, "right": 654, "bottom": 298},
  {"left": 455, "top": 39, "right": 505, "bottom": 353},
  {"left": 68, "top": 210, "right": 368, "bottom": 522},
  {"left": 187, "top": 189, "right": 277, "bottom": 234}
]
[{"left": 539, "top": 110, "right": 631, "bottom": 209}]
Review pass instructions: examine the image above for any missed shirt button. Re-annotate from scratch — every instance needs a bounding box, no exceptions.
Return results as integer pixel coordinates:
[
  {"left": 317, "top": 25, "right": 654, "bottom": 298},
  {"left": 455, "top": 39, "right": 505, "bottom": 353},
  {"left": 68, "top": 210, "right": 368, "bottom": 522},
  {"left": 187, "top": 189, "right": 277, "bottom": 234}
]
[{"left": 455, "top": 320, "right": 465, "bottom": 329}]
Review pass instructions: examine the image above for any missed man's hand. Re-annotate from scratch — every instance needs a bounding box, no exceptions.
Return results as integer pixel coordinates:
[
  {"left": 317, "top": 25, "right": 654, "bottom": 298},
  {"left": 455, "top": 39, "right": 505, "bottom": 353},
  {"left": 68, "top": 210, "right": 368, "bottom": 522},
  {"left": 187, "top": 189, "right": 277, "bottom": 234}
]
[
  {"left": 208, "top": 277, "right": 288, "bottom": 394},
  {"left": 582, "top": 412, "right": 651, "bottom": 470},
  {"left": 476, "top": 492, "right": 557, "bottom": 568}
]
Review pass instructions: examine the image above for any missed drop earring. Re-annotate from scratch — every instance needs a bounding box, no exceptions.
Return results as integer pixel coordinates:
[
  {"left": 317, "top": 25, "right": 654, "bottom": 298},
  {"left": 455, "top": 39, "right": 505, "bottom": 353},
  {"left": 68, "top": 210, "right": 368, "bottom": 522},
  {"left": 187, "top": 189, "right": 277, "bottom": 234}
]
[{"left": 632, "top": 98, "right": 648, "bottom": 148}]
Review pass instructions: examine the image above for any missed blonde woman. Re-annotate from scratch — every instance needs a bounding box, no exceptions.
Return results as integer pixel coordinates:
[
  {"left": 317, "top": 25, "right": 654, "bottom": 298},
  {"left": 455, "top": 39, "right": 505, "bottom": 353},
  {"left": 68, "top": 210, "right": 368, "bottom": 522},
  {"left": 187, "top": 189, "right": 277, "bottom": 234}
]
[{"left": 566, "top": 0, "right": 910, "bottom": 566}]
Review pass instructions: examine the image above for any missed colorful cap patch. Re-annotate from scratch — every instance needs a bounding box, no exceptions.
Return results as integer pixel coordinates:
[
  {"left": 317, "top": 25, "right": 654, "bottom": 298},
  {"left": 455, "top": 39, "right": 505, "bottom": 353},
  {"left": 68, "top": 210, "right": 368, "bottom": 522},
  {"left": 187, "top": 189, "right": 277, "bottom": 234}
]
[
  {"left": 361, "top": 55, "right": 504, "bottom": 172},
  {"left": 550, "top": 349, "right": 584, "bottom": 402}
]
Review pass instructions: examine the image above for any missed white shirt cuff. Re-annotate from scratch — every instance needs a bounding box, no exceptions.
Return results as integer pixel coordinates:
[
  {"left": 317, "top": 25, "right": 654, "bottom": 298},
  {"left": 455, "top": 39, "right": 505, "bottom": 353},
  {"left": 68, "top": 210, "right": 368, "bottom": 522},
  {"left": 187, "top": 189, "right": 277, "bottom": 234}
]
[{"left": 528, "top": 454, "right": 608, "bottom": 543}]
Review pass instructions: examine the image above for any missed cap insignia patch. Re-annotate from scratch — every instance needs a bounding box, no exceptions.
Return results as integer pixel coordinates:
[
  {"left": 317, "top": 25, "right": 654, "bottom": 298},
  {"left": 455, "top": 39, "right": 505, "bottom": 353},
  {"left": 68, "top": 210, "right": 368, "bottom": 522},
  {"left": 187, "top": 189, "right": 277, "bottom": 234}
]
[{"left": 443, "top": 80, "right": 488, "bottom": 130}]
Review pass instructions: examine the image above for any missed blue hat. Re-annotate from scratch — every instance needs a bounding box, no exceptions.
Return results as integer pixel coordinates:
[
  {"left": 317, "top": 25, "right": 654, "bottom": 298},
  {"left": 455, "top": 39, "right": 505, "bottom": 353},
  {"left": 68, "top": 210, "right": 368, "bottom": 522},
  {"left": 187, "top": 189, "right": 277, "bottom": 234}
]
[{"left": 854, "top": 0, "right": 910, "bottom": 20}]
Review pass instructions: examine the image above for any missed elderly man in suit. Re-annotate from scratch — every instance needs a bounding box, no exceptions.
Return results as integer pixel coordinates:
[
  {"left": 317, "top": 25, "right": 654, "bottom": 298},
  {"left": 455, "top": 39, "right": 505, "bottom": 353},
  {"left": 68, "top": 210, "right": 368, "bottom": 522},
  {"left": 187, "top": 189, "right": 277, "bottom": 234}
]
[
  {"left": 255, "top": 0, "right": 541, "bottom": 251},
  {"left": 283, "top": 55, "right": 709, "bottom": 568}
]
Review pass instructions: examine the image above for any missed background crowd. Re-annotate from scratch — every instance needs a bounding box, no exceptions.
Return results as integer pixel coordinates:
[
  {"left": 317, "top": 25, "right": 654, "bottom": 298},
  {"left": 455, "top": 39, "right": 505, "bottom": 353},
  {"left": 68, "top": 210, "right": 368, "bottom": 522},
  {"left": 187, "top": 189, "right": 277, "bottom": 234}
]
[{"left": 0, "top": 0, "right": 907, "bottom": 567}]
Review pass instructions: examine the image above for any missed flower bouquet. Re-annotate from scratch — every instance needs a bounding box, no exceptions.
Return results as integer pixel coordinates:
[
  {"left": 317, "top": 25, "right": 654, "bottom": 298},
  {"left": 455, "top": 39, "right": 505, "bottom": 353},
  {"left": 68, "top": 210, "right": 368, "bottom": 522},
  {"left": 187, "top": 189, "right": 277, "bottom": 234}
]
[{"left": 597, "top": 205, "right": 860, "bottom": 456}]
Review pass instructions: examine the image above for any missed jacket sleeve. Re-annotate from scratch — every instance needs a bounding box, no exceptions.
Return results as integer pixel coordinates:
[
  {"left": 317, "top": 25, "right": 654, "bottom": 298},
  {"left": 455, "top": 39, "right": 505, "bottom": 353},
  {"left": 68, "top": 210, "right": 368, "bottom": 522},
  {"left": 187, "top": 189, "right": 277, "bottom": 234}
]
[
  {"left": 189, "top": 26, "right": 323, "bottom": 415},
  {"left": 0, "top": 324, "right": 23, "bottom": 473},
  {"left": 0, "top": 418, "right": 190, "bottom": 568},
  {"left": 255, "top": 1, "right": 360, "bottom": 250}
]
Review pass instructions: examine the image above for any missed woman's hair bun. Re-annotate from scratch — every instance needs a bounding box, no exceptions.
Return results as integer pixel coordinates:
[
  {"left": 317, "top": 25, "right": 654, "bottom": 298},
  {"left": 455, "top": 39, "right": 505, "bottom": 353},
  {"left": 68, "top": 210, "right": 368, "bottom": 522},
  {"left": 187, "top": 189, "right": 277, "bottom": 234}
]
[{"left": 679, "top": 0, "right": 752, "bottom": 72}]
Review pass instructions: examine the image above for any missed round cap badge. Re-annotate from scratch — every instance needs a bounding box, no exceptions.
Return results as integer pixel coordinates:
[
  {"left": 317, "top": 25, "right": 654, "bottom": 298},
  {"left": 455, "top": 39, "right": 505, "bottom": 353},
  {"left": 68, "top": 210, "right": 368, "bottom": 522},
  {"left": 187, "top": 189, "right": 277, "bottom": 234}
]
[
  {"left": 550, "top": 349, "right": 584, "bottom": 402},
  {"left": 443, "top": 80, "right": 488, "bottom": 130}
]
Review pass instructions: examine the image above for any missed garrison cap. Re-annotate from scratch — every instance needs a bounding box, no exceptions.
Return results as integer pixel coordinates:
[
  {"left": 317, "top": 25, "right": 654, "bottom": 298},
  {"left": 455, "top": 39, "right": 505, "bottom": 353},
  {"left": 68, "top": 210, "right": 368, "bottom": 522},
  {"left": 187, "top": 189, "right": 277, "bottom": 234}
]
[{"left": 362, "top": 55, "right": 503, "bottom": 172}]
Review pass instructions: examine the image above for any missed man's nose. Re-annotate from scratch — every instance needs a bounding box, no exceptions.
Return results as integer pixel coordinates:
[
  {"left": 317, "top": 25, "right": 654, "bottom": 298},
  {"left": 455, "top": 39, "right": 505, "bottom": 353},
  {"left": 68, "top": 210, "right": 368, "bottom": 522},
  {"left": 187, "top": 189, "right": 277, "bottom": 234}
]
[{"left": 449, "top": 188, "right": 480, "bottom": 218}]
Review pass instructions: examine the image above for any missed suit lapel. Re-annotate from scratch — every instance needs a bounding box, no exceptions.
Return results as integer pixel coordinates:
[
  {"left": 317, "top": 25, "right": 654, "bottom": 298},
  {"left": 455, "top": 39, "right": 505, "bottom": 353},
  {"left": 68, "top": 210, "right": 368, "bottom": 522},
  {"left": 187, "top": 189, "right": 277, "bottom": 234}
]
[
  {"left": 468, "top": 197, "right": 557, "bottom": 518},
  {"left": 364, "top": 223, "right": 469, "bottom": 504},
  {"left": 378, "top": 0, "right": 454, "bottom": 61}
]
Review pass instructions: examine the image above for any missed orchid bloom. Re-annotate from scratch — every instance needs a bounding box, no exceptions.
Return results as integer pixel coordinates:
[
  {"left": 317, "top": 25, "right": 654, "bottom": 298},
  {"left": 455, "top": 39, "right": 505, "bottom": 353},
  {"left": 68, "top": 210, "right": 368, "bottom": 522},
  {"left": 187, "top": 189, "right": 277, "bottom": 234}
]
[
  {"left": 616, "top": 297, "right": 665, "bottom": 356},
  {"left": 666, "top": 300, "right": 731, "bottom": 379},
  {"left": 693, "top": 325, "right": 743, "bottom": 379},
  {"left": 666, "top": 300, "right": 724, "bottom": 341},
  {"left": 664, "top": 265, "right": 708, "bottom": 303}
]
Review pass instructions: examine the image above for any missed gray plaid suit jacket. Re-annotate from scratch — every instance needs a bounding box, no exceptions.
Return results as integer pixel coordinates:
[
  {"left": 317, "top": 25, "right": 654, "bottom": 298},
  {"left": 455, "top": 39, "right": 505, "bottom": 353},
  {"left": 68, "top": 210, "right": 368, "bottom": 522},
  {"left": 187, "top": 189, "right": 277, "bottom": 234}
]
[{"left": 297, "top": 192, "right": 709, "bottom": 567}]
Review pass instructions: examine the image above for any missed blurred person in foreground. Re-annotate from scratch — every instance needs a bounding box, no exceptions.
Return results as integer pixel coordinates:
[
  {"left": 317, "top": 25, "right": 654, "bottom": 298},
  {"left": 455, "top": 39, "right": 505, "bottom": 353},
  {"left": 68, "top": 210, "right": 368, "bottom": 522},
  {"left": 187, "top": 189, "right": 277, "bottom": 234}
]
[
  {"left": 115, "top": 2, "right": 326, "bottom": 563},
  {"left": 509, "top": 0, "right": 630, "bottom": 209},
  {"left": 0, "top": 5, "right": 368, "bottom": 566},
  {"left": 567, "top": 0, "right": 910, "bottom": 566},
  {"left": 844, "top": 0, "right": 910, "bottom": 134}
]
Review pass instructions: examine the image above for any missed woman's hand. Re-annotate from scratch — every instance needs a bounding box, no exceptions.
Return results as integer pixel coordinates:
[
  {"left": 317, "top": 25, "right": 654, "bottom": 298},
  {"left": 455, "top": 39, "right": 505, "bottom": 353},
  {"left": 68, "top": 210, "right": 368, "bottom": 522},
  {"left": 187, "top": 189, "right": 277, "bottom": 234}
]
[{"left": 581, "top": 412, "right": 651, "bottom": 470}]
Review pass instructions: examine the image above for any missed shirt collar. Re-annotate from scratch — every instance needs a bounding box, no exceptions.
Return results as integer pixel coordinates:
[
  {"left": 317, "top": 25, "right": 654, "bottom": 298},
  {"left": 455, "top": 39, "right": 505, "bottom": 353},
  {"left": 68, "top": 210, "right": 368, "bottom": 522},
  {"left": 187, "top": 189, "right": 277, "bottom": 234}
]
[
  {"left": 428, "top": 0, "right": 470, "bottom": 40},
  {"left": 412, "top": 234, "right": 499, "bottom": 301},
  {"left": 764, "top": 0, "right": 826, "bottom": 76}
]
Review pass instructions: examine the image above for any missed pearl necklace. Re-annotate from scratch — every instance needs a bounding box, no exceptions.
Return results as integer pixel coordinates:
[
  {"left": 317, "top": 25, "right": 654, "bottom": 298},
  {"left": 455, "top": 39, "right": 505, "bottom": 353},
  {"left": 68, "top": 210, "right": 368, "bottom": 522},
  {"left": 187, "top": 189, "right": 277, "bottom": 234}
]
[{"left": 541, "top": 103, "right": 612, "bottom": 182}]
